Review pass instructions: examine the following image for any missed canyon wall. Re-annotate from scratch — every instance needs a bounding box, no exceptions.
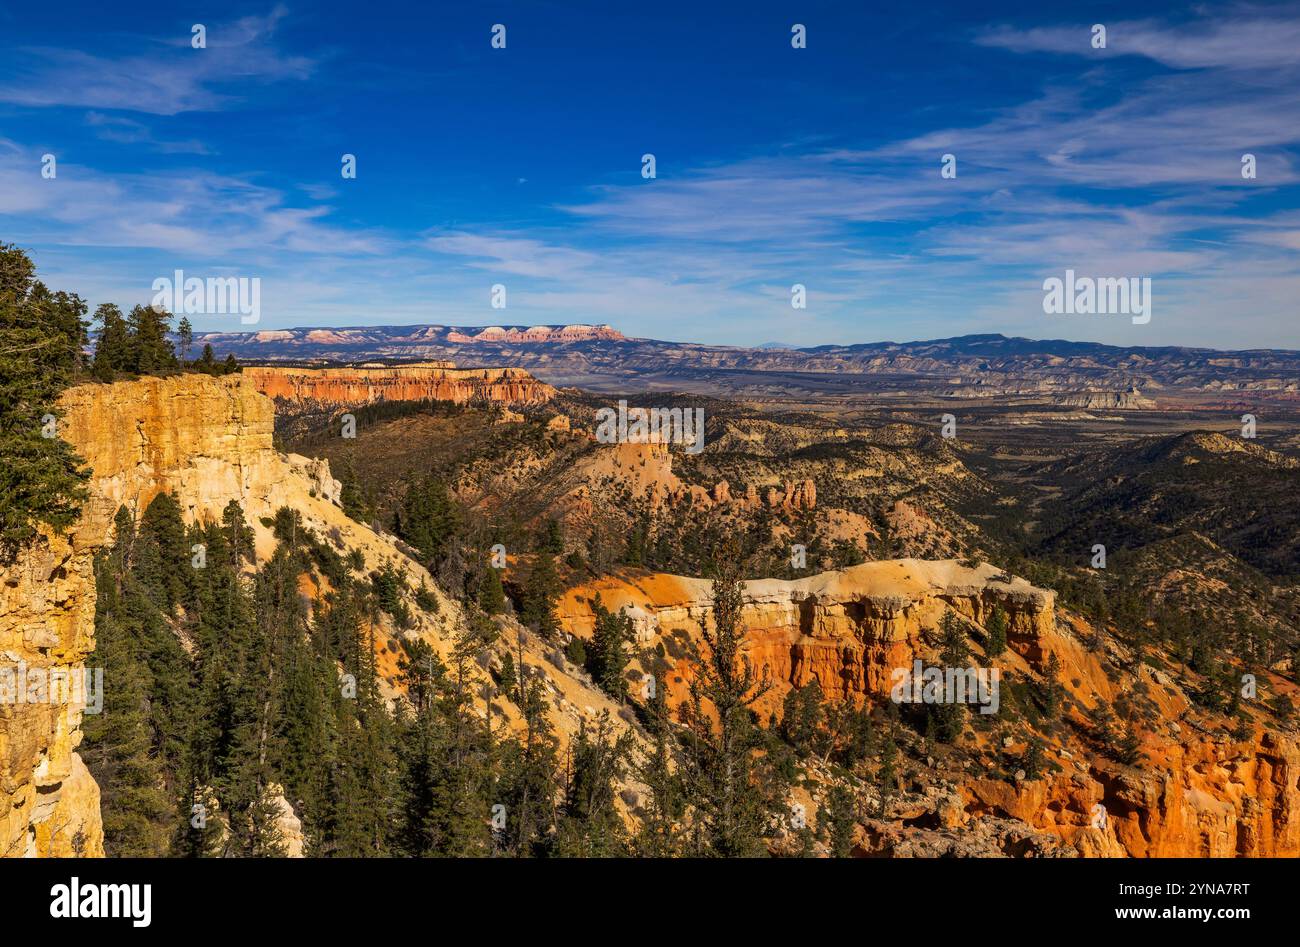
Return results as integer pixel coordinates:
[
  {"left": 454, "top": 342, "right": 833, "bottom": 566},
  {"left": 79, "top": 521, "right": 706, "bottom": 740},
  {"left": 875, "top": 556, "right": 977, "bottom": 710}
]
[
  {"left": 242, "top": 363, "right": 556, "bottom": 411},
  {"left": 1, "top": 373, "right": 467, "bottom": 857},
  {"left": 558, "top": 561, "right": 1300, "bottom": 858},
  {"left": 0, "top": 527, "right": 103, "bottom": 856},
  {"left": 1, "top": 372, "right": 638, "bottom": 858},
  {"left": 558, "top": 559, "right": 1052, "bottom": 708}
]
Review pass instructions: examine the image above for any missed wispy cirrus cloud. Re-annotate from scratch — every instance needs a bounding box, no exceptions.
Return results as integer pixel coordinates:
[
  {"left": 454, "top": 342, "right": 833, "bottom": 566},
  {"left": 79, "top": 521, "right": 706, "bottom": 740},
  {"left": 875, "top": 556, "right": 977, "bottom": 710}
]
[
  {"left": 425, "top": 232, "right": 599, "bottom": 279},
  {"left": 976, "top": 14, "right": 1300, "bottom": 69},
  {"left": 84, "top": 113, "right": 212, "bottom": 154},
  {"left": 0, "top": 5, "right": 314, "bottom": 114},
  {"left": 0, "top": 145, "right": 382, "bottom": 256}
]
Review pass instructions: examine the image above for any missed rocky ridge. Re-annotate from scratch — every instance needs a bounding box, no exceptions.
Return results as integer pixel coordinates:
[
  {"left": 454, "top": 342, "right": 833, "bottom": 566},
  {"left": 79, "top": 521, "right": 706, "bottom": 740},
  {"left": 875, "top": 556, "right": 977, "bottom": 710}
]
[
  {"left": 0, "top": 373, "right": 614, "bottom": 857},
  {"left": 556, "top": 561, "right": 1300, "bottom": 857},
  {"left": 243, "top": 363, "right": 556, "bottom": 412}
]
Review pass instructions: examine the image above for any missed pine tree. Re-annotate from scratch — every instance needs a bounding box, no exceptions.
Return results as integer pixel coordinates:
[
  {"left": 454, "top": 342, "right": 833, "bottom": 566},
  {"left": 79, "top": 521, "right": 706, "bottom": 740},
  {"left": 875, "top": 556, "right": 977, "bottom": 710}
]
[
  {"left": 1023, "top": 735, "right": 1046, "bottom": 779},
  {"left": 1115, "top": 724, "right": 1142, "bottom": 765},
  {"left": 135, "top": 492, "right": 190, "bottom": 611},
  {"left": 394, "top": 474, "right": 458, "bottom": 565},
  {"left": 177, "top": 316, "right": 193, "bottom": 363},
  {"left": 939, "top": 608, "right": 970, "bottom": 665},
  {"left": 930, "top": 609, "right": 970, "bottom": 744},
  {"left": 555, "top": 712, "right": 632, "bottom": 857},
  {"left": 220, "top": 499, "right": 256, "bottom": 567},
  {"left": 986, "top": 605, "right": 1009, "bottom": 657},
  {"left": 680, "top": 565, "right": 776, "bottom": 856},
  {"left": 520, "top": 549, "right": 561, "bottom": 639},
  {"left": 780, "top": 680, "right": 825, "bottom": 757},
  {"left": 586, "top": 593, "right": 632, "bottom": 700},
  {"left": 541, "top": 517, "right": 564, "bottom": 554},
  {"left": 826, "top": 783, "right": 857, "bottom": 857},
  {"left": 337, "top": 455, "right": 372, "bottom": 523},
  {"left": 497, "top": 651, "right": 518, "bottom": 701},
  {"left": 633, "top": 682, "right": 684, "bottom": 856},
  {"left": 478, "top": 564, "right": 506, "bottom": 614},
  {"left": 91, "top": 303, "right": 131, "bottom": 380},
  {"left": 126, "top": 303, "right": 177, "bottom": 373},
  {"left": 82, "top": 548, "right": 173, "bottom": 855},
  {"left": 0, "top": 243, "right": 90, "bottom": 563},
  {"left": 1040, "top": 652, "right": 1065, "bottom": 728},
  {"left": 496, "top": 674, "right": 561, "bottom": 856}
]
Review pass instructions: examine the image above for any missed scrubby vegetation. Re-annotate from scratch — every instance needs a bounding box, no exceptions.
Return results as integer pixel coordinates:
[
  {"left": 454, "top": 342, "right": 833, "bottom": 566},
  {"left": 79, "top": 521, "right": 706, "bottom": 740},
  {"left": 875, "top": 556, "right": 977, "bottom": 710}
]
[{"left": 83, "top": 494, "right": 897, "bottom": 857}]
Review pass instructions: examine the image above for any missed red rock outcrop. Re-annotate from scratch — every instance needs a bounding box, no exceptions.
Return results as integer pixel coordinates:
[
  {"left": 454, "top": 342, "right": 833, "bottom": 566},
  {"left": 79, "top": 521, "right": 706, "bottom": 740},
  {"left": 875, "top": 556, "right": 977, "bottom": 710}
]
[
  {"left": 558, "top": 560, "right": 1051, "bottom": 709},
  {"left": 556, "top": 560, "right": 1300, "bottom": 858},
  {"left": 243, "top": 363, "right": 556, "bottom": 410}
]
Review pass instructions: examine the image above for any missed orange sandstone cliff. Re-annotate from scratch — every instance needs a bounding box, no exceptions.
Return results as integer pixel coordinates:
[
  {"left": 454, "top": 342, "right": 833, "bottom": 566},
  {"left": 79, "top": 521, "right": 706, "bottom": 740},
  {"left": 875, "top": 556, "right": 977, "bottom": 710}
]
[
  {"left": 1, "top": 374, "right": 460, "bottom": 857},
  {"left": 558, "top": 562, "right": 1300, "bottom": 858},
  {"left": 242, "top": 363, "right": 556, "bottom": 410},
  {"left": 1, "top": 373, "right": 629, "bottom": 857}
]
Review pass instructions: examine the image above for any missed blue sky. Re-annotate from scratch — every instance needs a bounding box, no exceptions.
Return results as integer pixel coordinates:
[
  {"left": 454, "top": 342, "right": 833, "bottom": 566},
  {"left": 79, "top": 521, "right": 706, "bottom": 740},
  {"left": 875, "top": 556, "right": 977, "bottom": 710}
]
[{"left": 2, "top": 0, "right": 1299, "bottom": 348}]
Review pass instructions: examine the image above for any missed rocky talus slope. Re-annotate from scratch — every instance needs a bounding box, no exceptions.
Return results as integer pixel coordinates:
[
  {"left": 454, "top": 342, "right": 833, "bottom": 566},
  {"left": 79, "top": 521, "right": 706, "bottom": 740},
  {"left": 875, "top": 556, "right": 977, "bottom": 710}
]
[{"left": 558, "top": 561, "right": 1300, "bottom": 857}]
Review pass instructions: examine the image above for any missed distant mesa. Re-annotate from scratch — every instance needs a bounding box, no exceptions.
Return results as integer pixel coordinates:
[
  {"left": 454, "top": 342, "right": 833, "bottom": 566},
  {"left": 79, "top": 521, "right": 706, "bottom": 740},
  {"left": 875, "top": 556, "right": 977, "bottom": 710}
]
[
  {"left": 242, "top": 363, "right": 556, "bottom": 409},
  {"left": 1053, "top": 387, "right": 1156, "bottom": 410},
  {"left": 445, "top": 324, "right": 625, "bottom": 343}
]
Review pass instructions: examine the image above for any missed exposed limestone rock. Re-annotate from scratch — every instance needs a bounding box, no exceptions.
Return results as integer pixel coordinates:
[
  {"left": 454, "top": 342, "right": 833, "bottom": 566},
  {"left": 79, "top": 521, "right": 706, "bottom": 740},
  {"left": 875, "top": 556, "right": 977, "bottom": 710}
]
[
  {"left": 243, "top": 363, "right": 555, "bottom": 411},
  {"left": 3, "top": 373, "right": 467, "bottom": 858},
  {"left": 558, "top": 559, "right": 1053, "bottom": 705},
  {"left": 1, "top": 526, "right": 104, "bottom": 857},
  {"left": 287, "top": 454, "right": 342, "bottom": 505},
  {"left": 3, "top": 373, "right": 642, "bottom": 858},
  {"left": 266, "top": 785, "right": 305, "bottom": 857}
]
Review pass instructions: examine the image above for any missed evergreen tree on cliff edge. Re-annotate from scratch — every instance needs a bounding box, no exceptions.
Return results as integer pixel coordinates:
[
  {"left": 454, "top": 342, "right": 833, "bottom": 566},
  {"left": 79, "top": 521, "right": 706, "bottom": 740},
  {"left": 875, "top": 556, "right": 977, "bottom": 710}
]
[{"left": 0, "top": 243, "right": 89, "bottom": 563}]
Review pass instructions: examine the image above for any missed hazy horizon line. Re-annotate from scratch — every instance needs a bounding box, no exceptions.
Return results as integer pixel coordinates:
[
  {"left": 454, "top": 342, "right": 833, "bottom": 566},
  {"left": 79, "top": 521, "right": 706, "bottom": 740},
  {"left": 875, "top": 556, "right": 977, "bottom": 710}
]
[{"left": 187, "top": 322, "right": 1300, "bottom": 357}]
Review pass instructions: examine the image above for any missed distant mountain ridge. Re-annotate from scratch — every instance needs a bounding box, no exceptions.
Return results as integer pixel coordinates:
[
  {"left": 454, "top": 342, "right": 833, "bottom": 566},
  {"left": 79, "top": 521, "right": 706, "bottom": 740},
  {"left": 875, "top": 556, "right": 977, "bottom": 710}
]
[
  {"left": 198, "top": 323, "right": 624, "bottom": 349},
  {"left": 193, "top": 325, "right": 1300, "bottom": 403}
]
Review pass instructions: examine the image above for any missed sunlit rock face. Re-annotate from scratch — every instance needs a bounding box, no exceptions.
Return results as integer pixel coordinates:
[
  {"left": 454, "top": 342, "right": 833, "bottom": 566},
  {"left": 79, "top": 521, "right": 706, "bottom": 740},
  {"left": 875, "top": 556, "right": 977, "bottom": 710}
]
[
  {"left": 2, "top": 372, "right": 621, "bottom": 858},
  {"left": 558, "top": 560, "right": 1300, "bottom": 858},
  {"left": 2, "top": 373, "right": 448, "bottom": 857},
  {"left": 242, "top": 363, "right": 556, "bottom": 411}
]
